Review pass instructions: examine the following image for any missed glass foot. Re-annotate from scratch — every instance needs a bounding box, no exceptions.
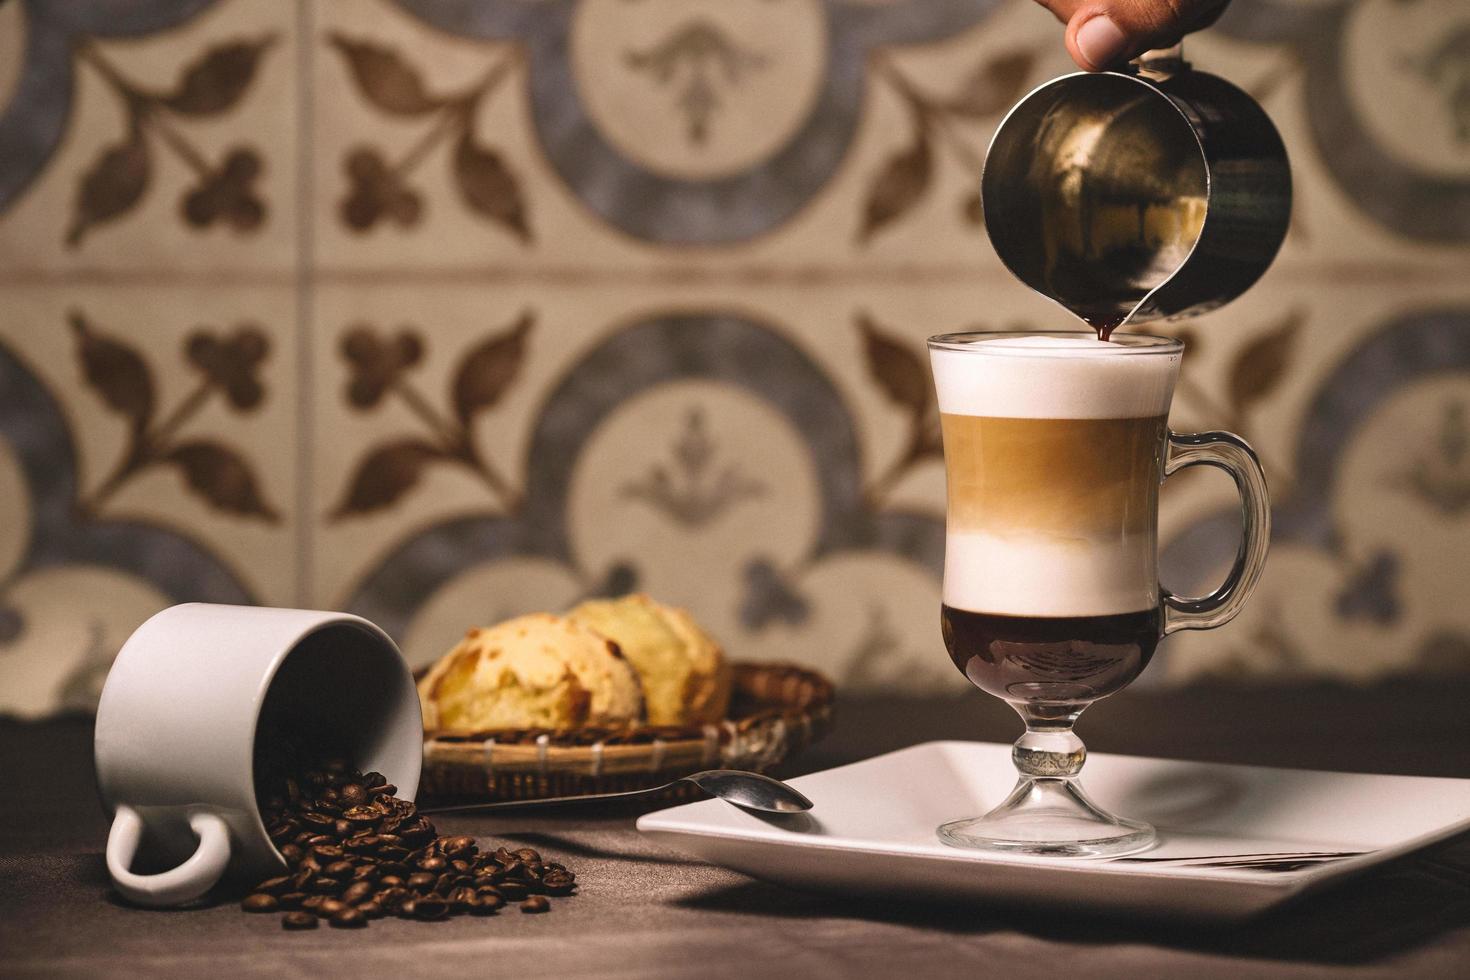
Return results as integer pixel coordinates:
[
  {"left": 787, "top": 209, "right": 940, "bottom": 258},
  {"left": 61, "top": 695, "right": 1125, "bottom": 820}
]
[{"left": 938, "top": 775, "right": 1156, "bottom": 858}]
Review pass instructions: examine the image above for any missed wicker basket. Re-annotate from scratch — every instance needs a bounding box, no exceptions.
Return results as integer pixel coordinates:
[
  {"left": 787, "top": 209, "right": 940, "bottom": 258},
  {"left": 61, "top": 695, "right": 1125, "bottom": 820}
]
[{"left": 418, "top": 662, "right": 833, "bottom": 805}]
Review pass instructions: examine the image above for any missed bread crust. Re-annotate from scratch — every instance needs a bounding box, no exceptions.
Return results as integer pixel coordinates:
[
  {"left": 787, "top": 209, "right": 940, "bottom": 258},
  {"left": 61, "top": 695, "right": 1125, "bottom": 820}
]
[
  {"left": 418, "top": 613, "right": 643, "bottom": 732},
  {"left": 568, "top": 595, "right": 731, "bottom": 726}
]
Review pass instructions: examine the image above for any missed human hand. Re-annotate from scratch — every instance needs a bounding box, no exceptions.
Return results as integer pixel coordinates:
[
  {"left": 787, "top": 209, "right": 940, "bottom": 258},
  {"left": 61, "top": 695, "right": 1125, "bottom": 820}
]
[{"left": 1034, "top": 0, "right": 1232, "bottom": 71}]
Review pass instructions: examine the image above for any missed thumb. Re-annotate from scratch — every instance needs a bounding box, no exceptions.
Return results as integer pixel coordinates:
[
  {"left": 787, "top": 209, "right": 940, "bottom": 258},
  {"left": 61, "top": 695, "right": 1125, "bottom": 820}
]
[{"left": 1063, "top": 0, "right": 1230, "bottom": 71}]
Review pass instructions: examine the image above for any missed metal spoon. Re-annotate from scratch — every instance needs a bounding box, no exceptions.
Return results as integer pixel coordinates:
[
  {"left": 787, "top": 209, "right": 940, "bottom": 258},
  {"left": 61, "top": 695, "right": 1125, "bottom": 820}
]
[{"left": 420, "top": 769, "right": 813, "bottom": 816}]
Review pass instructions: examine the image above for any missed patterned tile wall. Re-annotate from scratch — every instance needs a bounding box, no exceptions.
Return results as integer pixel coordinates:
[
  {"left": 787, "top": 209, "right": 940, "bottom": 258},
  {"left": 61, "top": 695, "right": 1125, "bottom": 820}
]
[{"left": 1, "top": 0, "right": 1468, "bottom": 716}]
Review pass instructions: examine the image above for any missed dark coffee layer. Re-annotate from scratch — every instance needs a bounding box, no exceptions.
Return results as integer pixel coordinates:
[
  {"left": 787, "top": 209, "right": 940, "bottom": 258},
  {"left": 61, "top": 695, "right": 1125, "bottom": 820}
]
[{"left": 942, "top": 605, "right": 1160, "bottom": 708}]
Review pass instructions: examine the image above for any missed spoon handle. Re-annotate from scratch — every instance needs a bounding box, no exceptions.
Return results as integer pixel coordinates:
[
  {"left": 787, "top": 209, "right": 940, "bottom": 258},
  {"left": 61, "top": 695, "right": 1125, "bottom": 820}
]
[{"left": 419, "top": 781, "right": 678, "bottom": 815}]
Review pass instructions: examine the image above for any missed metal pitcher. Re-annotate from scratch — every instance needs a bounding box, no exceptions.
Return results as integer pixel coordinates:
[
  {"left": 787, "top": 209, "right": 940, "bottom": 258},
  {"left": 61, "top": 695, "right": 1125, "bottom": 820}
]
[{"left": 981, "top": 48, "right": 1291, "bottom": 332}]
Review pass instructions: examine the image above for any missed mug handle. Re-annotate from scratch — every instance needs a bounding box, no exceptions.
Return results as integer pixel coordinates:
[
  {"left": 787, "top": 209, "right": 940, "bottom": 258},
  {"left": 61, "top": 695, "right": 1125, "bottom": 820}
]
[
  {"left": 106, "top": 804, "right": 232, "bottom": 907},
  {"left": 1160, "top": 430, "right": 1271, "bottom": 635}
]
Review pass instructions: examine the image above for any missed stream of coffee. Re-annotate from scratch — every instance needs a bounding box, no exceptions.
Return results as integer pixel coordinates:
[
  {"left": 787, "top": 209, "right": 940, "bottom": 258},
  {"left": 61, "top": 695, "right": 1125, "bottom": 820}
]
[{"left": 1081, "top": 312, "right": 1128, "bottom": 342}]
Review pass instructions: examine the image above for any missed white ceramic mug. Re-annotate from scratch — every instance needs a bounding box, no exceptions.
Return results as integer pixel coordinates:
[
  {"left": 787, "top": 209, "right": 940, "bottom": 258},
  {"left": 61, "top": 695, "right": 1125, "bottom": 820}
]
[{"left": 94, "top": 603, "right": 423, "bottom": 907}]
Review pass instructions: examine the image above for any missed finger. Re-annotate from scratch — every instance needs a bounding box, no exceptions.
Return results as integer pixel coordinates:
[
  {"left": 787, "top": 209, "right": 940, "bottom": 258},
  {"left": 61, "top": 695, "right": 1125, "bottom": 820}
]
[
  {"left": 1032, "top": 0, "right": 1089, "bottom": 25},
  {"left": 1063, "top": 0, "right": 1232, "bottom": 71}
]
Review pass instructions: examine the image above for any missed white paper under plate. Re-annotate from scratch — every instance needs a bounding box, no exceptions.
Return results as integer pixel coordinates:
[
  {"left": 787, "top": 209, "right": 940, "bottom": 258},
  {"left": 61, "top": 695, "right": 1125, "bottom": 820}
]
[{"left": 636, "top": 741, "right": 1470, "bottom": 922}]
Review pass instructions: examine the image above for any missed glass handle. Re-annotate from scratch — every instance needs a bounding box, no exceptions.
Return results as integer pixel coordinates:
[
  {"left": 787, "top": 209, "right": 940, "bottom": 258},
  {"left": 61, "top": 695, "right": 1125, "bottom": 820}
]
[{"left": 1160, "top": 430, "right": 1271, "bottom": 635}]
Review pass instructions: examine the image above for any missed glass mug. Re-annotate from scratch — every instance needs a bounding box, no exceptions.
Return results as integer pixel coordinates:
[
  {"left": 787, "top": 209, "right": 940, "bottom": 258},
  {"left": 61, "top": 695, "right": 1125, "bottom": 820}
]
[{"left": 927, "top": 331, "right": 1269, "bottom": 857}]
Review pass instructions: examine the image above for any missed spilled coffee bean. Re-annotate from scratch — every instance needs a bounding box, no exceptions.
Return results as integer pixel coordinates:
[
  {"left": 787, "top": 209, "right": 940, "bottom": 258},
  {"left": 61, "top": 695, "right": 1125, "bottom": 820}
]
[
  {"left": 330, "top": 906, "right": 367, "bottom": 929},
  {"left": 282, "top": 911, "right": 318, "bottom": 930},
  {"left": 241, "top": 893, "right": 278, "bottom": 913},
  {"left": 245, "top": 753, "right": 578, "bottom": 932}
]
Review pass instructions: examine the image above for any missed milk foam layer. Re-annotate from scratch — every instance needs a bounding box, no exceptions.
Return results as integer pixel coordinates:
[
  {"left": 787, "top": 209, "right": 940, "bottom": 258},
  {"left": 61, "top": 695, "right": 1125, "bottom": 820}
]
[
  {"left": 929, "top": 336, "right": 1179, "bottom": 420},
  {"left": 943, "top": 530, "right": 1158, "bottom": 617}
]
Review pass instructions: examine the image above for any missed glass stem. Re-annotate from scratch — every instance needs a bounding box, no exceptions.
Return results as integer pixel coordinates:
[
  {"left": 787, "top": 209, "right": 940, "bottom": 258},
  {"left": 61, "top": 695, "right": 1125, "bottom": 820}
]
[{"left": 1011, "top": 704, "right": 1085, "bottom": 779}]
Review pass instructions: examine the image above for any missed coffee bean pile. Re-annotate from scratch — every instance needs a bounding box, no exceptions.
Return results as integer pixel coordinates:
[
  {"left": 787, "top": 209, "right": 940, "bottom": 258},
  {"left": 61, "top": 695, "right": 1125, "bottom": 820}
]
[{"left": 242, "top": 758, "right": 576, "bottom": 930}]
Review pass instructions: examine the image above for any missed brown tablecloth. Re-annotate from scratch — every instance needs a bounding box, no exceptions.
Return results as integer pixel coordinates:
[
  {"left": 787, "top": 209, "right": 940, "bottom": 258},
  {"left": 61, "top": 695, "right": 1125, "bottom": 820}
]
[{"left": 4, "top": 684, "right": 1470, "bottom": 979}]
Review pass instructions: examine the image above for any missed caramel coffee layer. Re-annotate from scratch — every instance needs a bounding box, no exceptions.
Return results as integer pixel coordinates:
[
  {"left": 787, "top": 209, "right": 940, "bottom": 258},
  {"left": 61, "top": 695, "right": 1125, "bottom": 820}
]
[{"left": 940, "top": 414, "right": 1165, "bottom": 536}]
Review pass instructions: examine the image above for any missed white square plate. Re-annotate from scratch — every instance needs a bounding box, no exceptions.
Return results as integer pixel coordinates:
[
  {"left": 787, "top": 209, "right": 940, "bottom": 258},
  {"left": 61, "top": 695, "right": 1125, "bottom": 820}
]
[{"left": 636, "top": 741, "right": 1470, "bottom": 922}]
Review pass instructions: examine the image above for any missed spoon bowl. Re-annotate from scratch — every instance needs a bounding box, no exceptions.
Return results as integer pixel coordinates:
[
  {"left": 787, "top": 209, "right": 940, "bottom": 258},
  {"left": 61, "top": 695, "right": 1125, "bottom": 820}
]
[{"left": 681, "top": 770, "right": 814, "bottom": 814}]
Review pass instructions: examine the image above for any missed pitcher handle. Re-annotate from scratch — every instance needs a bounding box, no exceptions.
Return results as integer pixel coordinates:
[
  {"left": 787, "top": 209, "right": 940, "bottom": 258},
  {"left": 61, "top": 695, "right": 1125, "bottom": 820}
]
[
  {"left": 106, "top": 804, "right": 231, "bottom": 907},
  {"left": 1134, "top": 42, "right": 1189, "bottom": 76},
  {"left": 1160, "top": 430, "right": 1271, "bottom": 635}
]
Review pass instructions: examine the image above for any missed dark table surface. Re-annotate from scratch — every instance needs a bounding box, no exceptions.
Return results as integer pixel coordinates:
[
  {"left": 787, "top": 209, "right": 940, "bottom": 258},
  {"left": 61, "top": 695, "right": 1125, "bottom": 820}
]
[{"left": 4, "top": 682, "right": 1470, "bottom": 979}]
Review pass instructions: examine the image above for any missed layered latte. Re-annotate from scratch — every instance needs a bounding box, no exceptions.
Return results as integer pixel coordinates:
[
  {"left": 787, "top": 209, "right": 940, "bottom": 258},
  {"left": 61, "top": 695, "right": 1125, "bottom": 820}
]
[{"left": 930, "top": 335, "right": 1181, "bottom": 707}]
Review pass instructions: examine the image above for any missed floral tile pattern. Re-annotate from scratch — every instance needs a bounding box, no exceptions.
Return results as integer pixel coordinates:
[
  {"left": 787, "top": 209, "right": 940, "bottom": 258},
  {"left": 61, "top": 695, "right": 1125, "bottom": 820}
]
[
  {"left": 0, "top": 0, "right": 298, "bottom": 273},
  {"left": 0, "top": 283, "right": 296, "bottom": 714},
  {"left": 1, "top": 0, "right": 1469, "bottom": 716}
]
